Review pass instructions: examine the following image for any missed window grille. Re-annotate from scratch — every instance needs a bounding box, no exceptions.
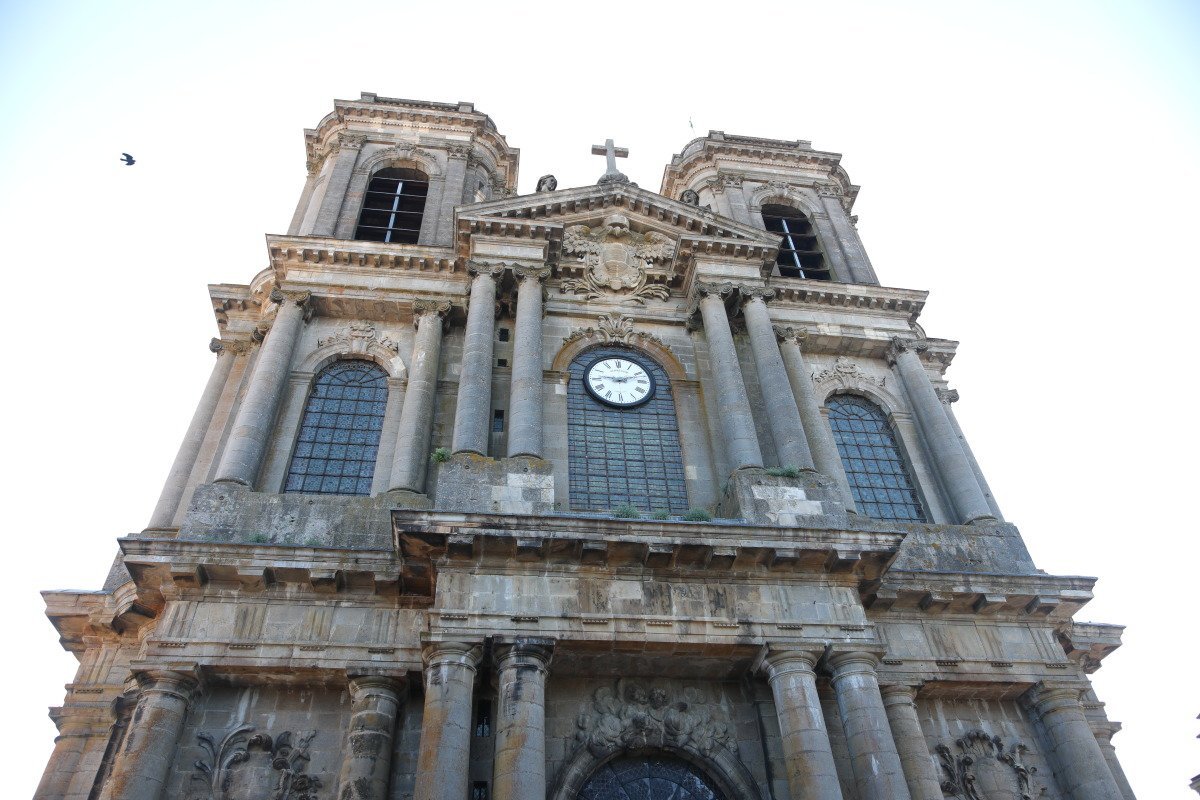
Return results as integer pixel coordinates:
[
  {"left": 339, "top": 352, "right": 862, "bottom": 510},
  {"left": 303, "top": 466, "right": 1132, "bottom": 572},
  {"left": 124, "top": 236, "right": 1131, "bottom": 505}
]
[
  {"left": 354, "top": 167, "right": 429, "bottom": 244},
  {"left": 284, "top": 361, "right": 388, "bottom": 496},
  {"left": 567, "top": 347, "right": 689, "bottom": 515},
  {"left": 761, "top": 204, "right": 831, "bottom": 280},
  {"left": 827, "top": 394, "right": 926, "bottom": 521},
  {"left": 578, "top": 754, "right": 727, "bottom": 800}
]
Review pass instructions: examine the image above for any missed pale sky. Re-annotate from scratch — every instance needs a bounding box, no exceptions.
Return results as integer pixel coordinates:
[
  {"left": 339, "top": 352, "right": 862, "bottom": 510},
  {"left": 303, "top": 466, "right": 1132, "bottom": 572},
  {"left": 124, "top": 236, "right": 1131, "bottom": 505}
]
[{"left": 2, "top": 0, "right": 1198, "bottom": 796}]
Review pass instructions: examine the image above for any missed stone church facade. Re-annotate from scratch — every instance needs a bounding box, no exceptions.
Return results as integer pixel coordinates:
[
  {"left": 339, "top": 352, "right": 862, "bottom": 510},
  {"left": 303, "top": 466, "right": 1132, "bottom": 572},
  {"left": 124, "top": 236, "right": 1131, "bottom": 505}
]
[{"left": 37, "top": 93, "right": 1138, "bottom": 800}]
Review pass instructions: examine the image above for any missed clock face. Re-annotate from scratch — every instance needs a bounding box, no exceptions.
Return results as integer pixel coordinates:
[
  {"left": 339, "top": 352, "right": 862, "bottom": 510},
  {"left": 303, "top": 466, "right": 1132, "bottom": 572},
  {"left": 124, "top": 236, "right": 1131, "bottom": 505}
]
[{"left": 584, "top": 356, "right": 655, "bottom": 408}]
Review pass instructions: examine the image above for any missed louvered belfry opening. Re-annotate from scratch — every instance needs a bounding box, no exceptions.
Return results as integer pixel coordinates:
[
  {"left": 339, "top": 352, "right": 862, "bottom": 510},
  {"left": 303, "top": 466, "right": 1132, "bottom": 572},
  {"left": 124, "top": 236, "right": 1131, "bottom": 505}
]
[
  {"left": 762, "top": 203, "right": 831, "bottom": 280},
  {"left": 354, "top": 167, "right": 429, "bottom": 244}
]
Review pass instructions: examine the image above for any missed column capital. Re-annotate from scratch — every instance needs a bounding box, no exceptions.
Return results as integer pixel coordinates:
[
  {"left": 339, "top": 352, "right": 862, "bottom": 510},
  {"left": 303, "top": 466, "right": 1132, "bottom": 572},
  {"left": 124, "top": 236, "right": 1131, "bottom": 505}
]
[
  {"left": 134, "top": 669, "right": 199, "bottom": 703},
  {"left": 772, "top": 324, "right": 808, "bottom": 346},
  {"left": 757, "top": 646, "right": 823, "bottom": 681},
  {"left": 337, "top": 133, "right": 367, "bottom": 152},
  {"left": 686, "top": 280, "right": 737, "bottom": 317},
  {"left": 494, "top": 636, "right": 555, "bottom": 673},
  {"left": 447, "top": 143, "right": 473, "bottom": 160},
  {"left": 827, "top": 648, "right": 884, "bottom": 679},
  {"left": 422, "top": 640, "right": 483, "bottom": 670},
  {"left": 1023, "top": 682, "right": 1085, "bottom": 716},
  {"left": 885, "top": 335, "right": 929, "bottom": 365},
  {"left": 269, "top": 287, "right": 314, "bottom": 320},
  {"left": 210, "top": 337, "right": 253, "bottom": 356},
  {"left": 737, "top": 284, "right": 776, "bottom": 306},
  {"left": 467, "top": 260, "right": 509, "bottom": 279},
  {"left": 513, "top": 264, "right": 551, "bottom": 283},
  {"left": 412, "top": 297, "right": 453, "bottom": 328},
  {"left": 347, "top": 674, "right": 406, "bottom": 697}
]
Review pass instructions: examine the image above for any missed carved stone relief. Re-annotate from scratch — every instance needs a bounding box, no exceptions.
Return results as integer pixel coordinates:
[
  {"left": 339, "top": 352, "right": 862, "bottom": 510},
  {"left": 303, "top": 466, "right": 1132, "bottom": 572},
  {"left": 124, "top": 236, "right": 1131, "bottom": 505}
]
[
  {"left": 563, "top": 312, "right": 667, "bottom": 351},
  {"left": 559, "top": 214, "right": 675, "bottom": 303},
  {"left": 191, "top": 725, "right": 321, "bottom": 800},
  {"left": 811, "top": 355, "right": 886, "bottom": 391},
  {"left": 316, "top": 322, "right": 399, "bottom": 357},
  {"left": 573, "top": 678, "right": 737, "bottom": 760},
  {"left": 937, "top": 730, "right": 1040, "bottom": 800}
]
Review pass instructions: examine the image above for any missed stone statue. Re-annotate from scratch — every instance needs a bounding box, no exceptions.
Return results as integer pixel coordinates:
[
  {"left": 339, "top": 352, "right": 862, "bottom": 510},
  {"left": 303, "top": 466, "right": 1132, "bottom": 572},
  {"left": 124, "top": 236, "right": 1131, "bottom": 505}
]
[
  {"left": 536, "top": 174, "right": 558, "bottom": 192},
  {"left": 680, "top": 189, "right": 700, "bottom": 206}
]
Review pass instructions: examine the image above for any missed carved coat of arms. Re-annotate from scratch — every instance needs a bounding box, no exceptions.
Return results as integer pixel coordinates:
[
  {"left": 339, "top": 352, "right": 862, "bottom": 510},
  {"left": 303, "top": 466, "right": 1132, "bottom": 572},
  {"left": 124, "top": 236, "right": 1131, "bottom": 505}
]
[
  {"left": 559, "top": 214, "right": 674, "bottom": 303},
  {"left": 938, "top": 730, "right": 1040, "bottom": 800}
]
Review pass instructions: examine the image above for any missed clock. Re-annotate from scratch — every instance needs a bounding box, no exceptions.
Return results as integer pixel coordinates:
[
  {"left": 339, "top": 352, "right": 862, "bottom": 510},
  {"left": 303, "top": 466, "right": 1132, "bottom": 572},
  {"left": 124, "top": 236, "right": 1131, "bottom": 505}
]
[{"left": 584, "top": 356, "right": 656, "bottom": 408}]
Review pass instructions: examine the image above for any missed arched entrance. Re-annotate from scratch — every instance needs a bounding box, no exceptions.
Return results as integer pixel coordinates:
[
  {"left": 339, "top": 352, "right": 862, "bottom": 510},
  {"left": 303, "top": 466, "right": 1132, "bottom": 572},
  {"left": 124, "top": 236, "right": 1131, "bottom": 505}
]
[{"left": 578, "top": 753, "right": 727, "bottom": 800}]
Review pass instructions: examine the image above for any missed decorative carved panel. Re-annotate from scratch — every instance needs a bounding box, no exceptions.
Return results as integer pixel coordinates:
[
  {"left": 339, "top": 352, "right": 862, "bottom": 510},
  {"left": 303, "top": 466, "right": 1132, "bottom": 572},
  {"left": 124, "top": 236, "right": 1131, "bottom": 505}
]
[
  {"left": 559, "top": 215, "right": 674, "bottom": 303},
  {"left": 190, "top": 725, "right": 321, "bottom": 800},
  {"left": 938, "top": 729, "right": 1040, "bottom": 800}
]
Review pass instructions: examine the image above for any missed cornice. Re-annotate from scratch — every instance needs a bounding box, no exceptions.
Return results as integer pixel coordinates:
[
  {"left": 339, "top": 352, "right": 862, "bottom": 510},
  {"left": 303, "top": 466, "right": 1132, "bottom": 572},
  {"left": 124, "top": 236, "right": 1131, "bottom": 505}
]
[
  {"left": 864, "top": 569, "right": 1097, "bottom": 620},
  {"left": 267, "top": 234, "right": 464, "bottom": 276},
  {"left": 454, "top": 216, "right": 564, "bottom": 263},
  {"left": 767, "top": 279, "right": 928, "bottom": 322}
]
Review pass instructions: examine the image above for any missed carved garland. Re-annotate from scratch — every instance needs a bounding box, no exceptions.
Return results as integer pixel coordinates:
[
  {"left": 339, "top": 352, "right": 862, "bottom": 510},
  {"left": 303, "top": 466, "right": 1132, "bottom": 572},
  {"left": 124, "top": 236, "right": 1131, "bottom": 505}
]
[
  {"left": 563, "top": 312, "right": 667, "bottom": 351},
  {"left": 937, "top": 730, "right": 1039, "bottom": 800},
  {"left": 573, "top": 678, "right": 737, "bottom": 760},
  {"left": 191, "top": 725, "right": 321, "bottom": 800}
]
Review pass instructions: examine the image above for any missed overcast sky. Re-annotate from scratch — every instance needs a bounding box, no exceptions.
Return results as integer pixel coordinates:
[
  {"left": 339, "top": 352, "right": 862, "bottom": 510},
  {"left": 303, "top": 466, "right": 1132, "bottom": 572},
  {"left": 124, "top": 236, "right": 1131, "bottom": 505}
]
[{"left": 2, "top": 0, "right": 1198, "bottom": 796}]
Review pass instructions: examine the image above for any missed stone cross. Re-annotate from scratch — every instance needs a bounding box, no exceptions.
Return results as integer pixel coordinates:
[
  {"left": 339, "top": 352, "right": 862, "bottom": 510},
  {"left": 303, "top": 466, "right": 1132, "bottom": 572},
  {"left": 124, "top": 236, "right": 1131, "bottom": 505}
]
[{"left": 591, "top": 138, "right": 629, "bottom": 182}]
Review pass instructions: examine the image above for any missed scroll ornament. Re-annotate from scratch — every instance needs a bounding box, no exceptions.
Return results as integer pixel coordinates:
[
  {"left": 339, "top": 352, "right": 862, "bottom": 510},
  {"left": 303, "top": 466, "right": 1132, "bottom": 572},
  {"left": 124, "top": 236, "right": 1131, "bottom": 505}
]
[
  {"left": 938, "top": 729, "right": 1039, "bottom": 800},
  {"left": 191, "top": 725, "right": 321, "bottom": 800},
  {"left": 316, "top": 322, "right": 399, "bottom": 357},
  {"left": 574, "top": 678, "right": 737, "bottom": 759},
  {"left": 562, "top": 312, "right": 666, "bottom": 350},
  {"left": 559, "top": 214, "right": 675, "bottom": 303}
]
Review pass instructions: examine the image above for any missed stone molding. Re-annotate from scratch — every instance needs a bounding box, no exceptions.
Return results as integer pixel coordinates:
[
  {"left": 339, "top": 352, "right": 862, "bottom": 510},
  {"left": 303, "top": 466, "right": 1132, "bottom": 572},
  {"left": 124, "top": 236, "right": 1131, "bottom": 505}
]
[{"left": 353, "top": 143, "right": 444, "bottom": 179}]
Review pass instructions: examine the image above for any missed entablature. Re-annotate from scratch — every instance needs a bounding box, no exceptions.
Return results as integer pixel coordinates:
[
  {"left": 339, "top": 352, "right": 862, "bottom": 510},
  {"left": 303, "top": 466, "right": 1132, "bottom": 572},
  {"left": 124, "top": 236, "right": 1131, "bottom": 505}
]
[{"left": 863, "top": 569, "right": 1096, "bottom": 620}]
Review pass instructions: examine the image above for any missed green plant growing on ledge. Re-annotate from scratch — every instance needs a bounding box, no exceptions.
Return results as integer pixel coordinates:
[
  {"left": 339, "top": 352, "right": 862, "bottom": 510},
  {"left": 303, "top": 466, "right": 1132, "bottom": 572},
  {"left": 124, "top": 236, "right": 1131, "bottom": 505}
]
[
  {"left": 650, "top": 510, "right": 671, "bottom": 520},
  {"left": 248, "top": 533, "right": 270, "bottom": 544},
  {"left": 683, "top": 508, "right": 712, "bottom": 522},
  {"left": 432, "top": 447, "right": 451, "bottom": 463},
  {"left": 612, "top": 503, "right": 640, "bottom": 519},
  {"left": 765, "top": 466, "right": 801, "bottom": 478}
]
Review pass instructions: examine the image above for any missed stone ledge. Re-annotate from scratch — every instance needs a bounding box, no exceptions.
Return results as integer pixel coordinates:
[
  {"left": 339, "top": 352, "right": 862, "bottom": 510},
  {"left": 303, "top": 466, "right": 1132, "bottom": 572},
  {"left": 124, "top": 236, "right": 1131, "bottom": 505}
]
[{"left": 861, "top": 569, "right": 1096, "bottom": 619}]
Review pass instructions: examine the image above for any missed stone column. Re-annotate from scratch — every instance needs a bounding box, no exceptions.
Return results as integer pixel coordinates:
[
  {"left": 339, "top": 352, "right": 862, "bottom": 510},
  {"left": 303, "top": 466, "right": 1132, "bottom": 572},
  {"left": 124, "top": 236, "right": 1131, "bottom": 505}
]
[
  {"left": 288, "top": 165, "right": 320, "bottom": 236},
  {"left": 35, "top": 711, "right": 99, "bottom": 799},
  {"left": 1091, "top": 722, "right": 1137, "bottom": 800},
  {"left": 434, "top": 146, "right": 470, "bottom": 246},
  {"left": 389, "top": 299, "right": 451, "bottom": 494},
  {"left": 147, "top": 339, "right": 237, "bottom": 528},
  {"left": 492, "top": 638, "right": 554, "bottom": 800},
  {"left": 104, "top": 670, "right": 197, "bottom": 800},
  {"left": 938, "top": 388, "right": 1005, "bottom": 520},
  {"left": 720, "top": 173, "right": 752, "bottom": 225},
  {"left": 414, "top": 642, "right": 481, "bottom": 800},
  {"left": 695, "top": 282, "right": 763, "bottom": 471},
  {"left": 760, "top": 649, "right": 844, "bottom": 800},
  {"left": 312, "top": 133, "right": 365, "bottom": 237},
  {"left": 879, "top": 685, "right": 942, "bottom": 800},
  {"left": 336, "top": 675, "right": 405, "bottom": 800},
  {"left": 214, "top": 289, "right": 310, "bottom": 488},
  {"left": 452, "top": 264, "right": 502, "bottom": 456},
  {"left": 774, "top": 326, "right": 857, "bottom": 511},
  {"left": 507, "top": 266, "right": 549, "bottom": 458},
  {"left": 819, "top": 190, "right": 879, "bottom": 285},
  {"left": 741, "top": 289, "right": 815, "bottom": 471},
  {"left": 887, "top": 338, "right": 994, "bottom": 524},
  {"left": 1025, "top": 685, "right": 1124, "bottom": 800},
  {"left": 827, "top": 652, "right": 911, "bottom": 800}
]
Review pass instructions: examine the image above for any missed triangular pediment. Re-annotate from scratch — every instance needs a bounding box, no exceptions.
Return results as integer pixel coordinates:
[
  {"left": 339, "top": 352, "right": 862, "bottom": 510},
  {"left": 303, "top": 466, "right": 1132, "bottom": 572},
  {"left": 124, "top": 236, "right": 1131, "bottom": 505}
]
[{"left": 458, "top": 182, "right": 778, "bottom": 247}]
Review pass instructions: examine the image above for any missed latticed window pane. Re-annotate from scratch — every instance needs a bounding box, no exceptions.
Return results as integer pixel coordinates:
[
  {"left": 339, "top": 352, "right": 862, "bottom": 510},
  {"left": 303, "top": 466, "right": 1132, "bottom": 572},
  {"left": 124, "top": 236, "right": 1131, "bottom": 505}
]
[
  {"left": 761, "top": 203, "right": 830, "bottom": 281},
  {"left": 578, "top": 754, "right": 727, "bottom": 800},
  {"left": 567, "top": 347, "right": 689, "bottom": 515},
  {"left": 285, "top": 361, "right": 388, "bottom": 496},
  {"left": 354, "top": 167, "right": 428, "bottom": 244},
  {"left": 827, "top": 394, "right": 926, "bottom": 521}
]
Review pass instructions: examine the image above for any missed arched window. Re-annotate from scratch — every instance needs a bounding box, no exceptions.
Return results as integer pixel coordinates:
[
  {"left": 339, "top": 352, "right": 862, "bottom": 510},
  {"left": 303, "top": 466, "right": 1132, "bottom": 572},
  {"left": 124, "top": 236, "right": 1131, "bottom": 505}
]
[
  {"left": 354, "top": 167, "right": 429, "bottom": 244},
  {"left": 579, "top": 754, "right": 727, "bottom": 799},
  {"left": 761, "top": 203, "right": 831, "bottom": 281},
  {"left": 827, "top": 394, "right": 926, "bottom": 521},
  {"left": 567, "top": 346, "right": 689, "bottom": 515},
  {"left": 285, "top": 361, "right": 388, "bottom": 496}
]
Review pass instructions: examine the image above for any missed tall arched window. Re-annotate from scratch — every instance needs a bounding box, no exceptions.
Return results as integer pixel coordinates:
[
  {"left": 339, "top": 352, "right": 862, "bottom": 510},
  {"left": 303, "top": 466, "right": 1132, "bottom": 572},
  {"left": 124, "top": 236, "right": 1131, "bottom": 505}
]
[
  {"left": 579, "top": 754, "right": 727, "bottom": 799},
  {"left": 567, "top": 346, "right": 689, "bottom": 515},
  {"left": 827, "top": 394, "right": 926, "bottom": 521},
  {"left": 285, "top": 361, "right": 388, "bottom": 496},
  {"left": 354, "top": 167, "right": 429, "bottom": 244},
  {"left": 761, "top": 203, "right": 831, "bottom": 281}
]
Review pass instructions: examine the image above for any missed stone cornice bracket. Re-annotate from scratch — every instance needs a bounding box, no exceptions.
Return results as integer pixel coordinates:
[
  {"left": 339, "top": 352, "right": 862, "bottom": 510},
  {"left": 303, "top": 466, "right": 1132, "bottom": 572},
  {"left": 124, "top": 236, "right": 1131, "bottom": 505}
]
[
  {"left": 411, "top": 297, "right": 453, "bottom": 331},
  {"left": 772, "top": 324, "right": 808, "bottom": 347},
  {"left": 884, "top": 335, "right": 929, "bottom": 366},
  {"left": 936, "top": 388, "right": 960, "bottom": 404}
]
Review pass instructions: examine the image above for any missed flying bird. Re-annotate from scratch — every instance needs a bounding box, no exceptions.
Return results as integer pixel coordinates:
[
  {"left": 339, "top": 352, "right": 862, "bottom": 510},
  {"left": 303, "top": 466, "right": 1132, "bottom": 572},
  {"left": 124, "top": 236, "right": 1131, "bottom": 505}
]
[{"left": 120, "top": 153, "right": 135, "bottom": 165}]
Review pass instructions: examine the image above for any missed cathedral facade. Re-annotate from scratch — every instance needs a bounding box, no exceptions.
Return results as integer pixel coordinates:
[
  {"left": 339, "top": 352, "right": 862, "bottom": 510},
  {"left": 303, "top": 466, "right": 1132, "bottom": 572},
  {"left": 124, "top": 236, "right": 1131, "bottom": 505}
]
[{"left": 37, "top": 93, "right": 1137, "bottom": 800}]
